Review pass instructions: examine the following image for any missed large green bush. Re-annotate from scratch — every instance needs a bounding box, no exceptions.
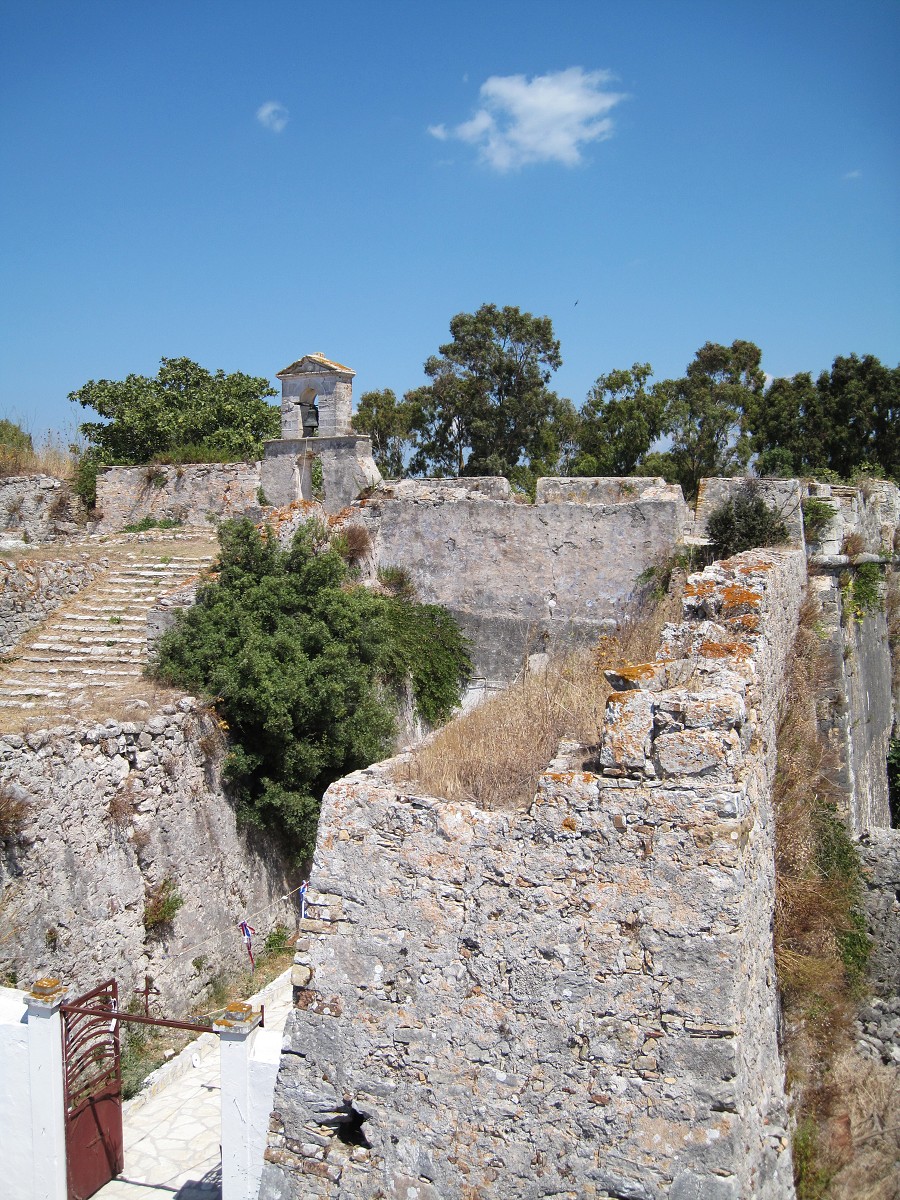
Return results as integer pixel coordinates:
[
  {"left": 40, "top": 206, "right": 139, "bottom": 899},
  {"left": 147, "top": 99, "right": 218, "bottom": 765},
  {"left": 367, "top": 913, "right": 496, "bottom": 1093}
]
[
  {"left": 152, "top": 519, "right": 470, "bottom": 860},
  {"left": 706, "top": 481, "right": 789, "bottom": 559}
]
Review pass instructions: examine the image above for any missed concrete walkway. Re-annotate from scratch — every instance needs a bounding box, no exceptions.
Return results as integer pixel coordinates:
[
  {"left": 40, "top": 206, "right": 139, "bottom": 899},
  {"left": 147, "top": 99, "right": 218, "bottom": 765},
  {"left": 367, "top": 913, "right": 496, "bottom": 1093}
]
[{"left": 95, "top": 971, "right": 293, "bottom": 1200}]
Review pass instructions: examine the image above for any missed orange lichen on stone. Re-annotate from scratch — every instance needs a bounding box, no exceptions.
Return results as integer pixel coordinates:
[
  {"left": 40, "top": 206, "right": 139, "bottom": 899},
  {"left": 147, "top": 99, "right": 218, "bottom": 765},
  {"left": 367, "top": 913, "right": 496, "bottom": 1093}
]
[
  {"left": 726, "top": 613, "right": 760, "bottom": 633},
  {"left": 613, "top": 663, "right": 659, "bottom": 681},
  {"left": 720, "top": 585, "right": 762, "bottom": 612},
  {"left": 737, "top": 560, "right": 774, "bottom": 574},
  {"left": 684, "top": 579, "right": 717, "bottom": 598},
  {"left": 562, "top": 816, "right": 577, "bottom": 831},
  {"left": 699, "top": 639, "right": 754, "bottom": 660}
]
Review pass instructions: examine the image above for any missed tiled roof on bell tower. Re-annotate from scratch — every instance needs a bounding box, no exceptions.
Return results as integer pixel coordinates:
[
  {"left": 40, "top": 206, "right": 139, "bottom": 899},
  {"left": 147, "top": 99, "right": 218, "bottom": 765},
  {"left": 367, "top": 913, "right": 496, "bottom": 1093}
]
[{"left": 276, "top": 354, "right": 355, "bottom": 379}]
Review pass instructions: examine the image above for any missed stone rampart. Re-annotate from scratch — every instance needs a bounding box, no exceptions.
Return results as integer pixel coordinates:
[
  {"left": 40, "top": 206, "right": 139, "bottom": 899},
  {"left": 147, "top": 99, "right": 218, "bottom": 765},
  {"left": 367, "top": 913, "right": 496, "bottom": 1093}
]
[
  {"left": 94, "top": 461, "right": 263, "bottom": 532},
  {"left": 0, "top": 699, "right": 296, "bottom": 1011},
  {"left": 259, "top": 547, "right": 805, "bottom": 1200},
  {"left": 0, "top": 551, "right": 110, "bottom": 653},
  {"left": 350, "top": 479, "right": 689, "bottom": 687},
  {"left": 0, "top": 474, "right": 85, "bottom": 545}
]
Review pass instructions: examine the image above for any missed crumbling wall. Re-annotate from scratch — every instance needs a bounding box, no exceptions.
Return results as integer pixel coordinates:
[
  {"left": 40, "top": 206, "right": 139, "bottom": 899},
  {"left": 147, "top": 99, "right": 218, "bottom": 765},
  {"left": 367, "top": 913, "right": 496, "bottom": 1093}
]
[
  {"left": 0, "top": 475, "right": 85, "bottom": 544},
  {"left": 0, "top": 552, "right": 110, "bottom": 653},
  {"left": 259, "top": 548, "right": 805, "bottom": 1200},
  {"left": 0, "top": 699, "right": 295, "bottom": 1011},
  {"left": 350, "top": 478, "right": 689, "bottom": 688},
  {"left": 94, "top": 462, "right": 263, "bottom": 532}
]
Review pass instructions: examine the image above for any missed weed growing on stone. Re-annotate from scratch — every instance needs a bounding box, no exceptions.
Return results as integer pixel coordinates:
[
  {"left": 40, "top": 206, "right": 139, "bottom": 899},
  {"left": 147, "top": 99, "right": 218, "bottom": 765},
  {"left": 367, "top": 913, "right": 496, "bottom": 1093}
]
[
  {"left": 840, "top": 530, "right": 866, "bottom": 557},
  {"left": 0, "top": 785, "right": 30, "bottom": 840},
  {"left": 143, "top": 877, "right": 184, "bottom": 933},
  {"left": 801, "top": 498, "right": 835, "bottom": 545},
  {"left": 839, "top": 562, "right": 883, "bottom": 621}
]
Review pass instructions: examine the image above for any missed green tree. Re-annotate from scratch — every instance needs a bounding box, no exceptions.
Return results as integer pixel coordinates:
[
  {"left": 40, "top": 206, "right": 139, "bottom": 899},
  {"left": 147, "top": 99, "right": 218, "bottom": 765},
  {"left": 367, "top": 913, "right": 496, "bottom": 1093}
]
[
  {"left": 814, "top": 353, "right": 899, "bottom": 481},
  {"left": 70, "top": 356, "right": 279, "bottom": 465},
  {"left": 743, "top": 354, "right": 899, "bottom": 482},
  {"left": 652, "top": 340, "right": 763, "bottom": 499},
  {"left": 353, "top": 389, "right": 413, "bottom": 478},
  {"left": 152, "top": 519, "right": 470, "bottom": 861},
  {"left": 572, "top": 363, "right": 663, "bottom": 476},
  {"left": 405, "top": 304, "right": 569, "bottom": 487},
  {"left": 744, "top": 372, "right": 822, "bottom": 477}
]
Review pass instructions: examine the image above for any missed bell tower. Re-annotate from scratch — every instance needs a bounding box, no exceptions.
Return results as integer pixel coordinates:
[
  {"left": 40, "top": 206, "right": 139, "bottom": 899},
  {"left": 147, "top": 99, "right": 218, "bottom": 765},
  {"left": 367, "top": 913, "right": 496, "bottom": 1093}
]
[
  {"left": 261, "top": 351, "right": 382, "bottom": 513},
  {"left": 276, "top": 353, "right": 354, "bottom": 439}
]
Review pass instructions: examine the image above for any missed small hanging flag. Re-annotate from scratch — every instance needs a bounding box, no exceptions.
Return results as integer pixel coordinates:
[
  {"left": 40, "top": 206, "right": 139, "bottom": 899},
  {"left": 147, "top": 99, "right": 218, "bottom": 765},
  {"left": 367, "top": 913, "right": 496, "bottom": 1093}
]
[
  {"left": 299, "top": 880, "right": 309, "bottom": 920},
  {"left": 239, "top": 921, "right": 256, "bottom": 971}
]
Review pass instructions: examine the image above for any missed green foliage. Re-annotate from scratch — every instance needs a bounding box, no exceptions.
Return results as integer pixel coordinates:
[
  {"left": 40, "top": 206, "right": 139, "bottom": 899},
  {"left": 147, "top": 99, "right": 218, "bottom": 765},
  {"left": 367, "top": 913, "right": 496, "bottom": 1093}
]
[
  {"left": 0, "top": 419, "right": 32, "bottom": 453},
  {"left": 404, "top": 304, "right": 571, "bottom": 487},
  {"left": 812, "top": 802, "right": 871, "bottom": 990},
  {"left": 70, "top": 356, "right": 279, "bottom": 466},
  {"left": 745, "top": 353, "right": 900, "bottom": 482},
  {"left": 256, "top": 486, "right": 270, "bottom": 506},
  {"left": 705, "top": 482, "right": 789, "bottom": 558},
  {"left": 377, "top": 564, "right": 415, "bottom": 600},
  {"left": 152, "top": 520, "right": 471, "bottom": 861},
  {"left": 887, "top": 739, "right": 900, "bottom": 828},
  {"left": 122, "top": 516, "right": 183, "bottom": 533},
  {"left": 653, "top": 340, "right": 762, "bottom": 500},
  {"left": 148, "top": 444, "right": 239, "bottom": 465},
  {"left": 572, "top": 363, "right": 664, "bottom": 477},
  {"left": 840, "top": 562, "right": 883, "bottom": 620},
  {"left": 143, "top": 877, "right": 184, "bottom": 932},
  {"left": 801, "top": 497, "right": 834, "bottom": 543},
  {"left": 353, "top": 389, "right": 414, "bottom": 478},
  {"left": 792, "top": 1116, "right": 834, "bottom": 1200},
  {"left": 310, "top": 457, "right": 324, "bottom": 500},
  {"left": 263, "top": 923, "right": 293, "bottom": 957},
  {"left": 73, "top": 453, "right": 102, "bottom": 508}
]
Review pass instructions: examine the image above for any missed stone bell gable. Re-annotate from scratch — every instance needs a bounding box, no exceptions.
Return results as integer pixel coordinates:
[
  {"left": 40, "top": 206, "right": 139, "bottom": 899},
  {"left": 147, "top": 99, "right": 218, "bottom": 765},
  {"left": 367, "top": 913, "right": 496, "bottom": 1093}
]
[
  {"left": 276, "top": 353, "right": 355, "bottom": 439},
  {"left": 262, "top": 353, "right": 381, "bottom": 513}
]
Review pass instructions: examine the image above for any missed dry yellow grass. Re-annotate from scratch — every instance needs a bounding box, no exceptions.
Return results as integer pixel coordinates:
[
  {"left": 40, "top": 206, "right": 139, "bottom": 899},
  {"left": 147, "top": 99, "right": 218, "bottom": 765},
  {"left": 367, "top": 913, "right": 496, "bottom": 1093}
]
[
  {"left": 401, "top": 572, "right": 683, "bottom": 810},
  {"left": 0, "top": 433, "right": 75, "bottom": 481},
  {"left": 827, "top": 1050, "right": 900, "bottom": 1200}
]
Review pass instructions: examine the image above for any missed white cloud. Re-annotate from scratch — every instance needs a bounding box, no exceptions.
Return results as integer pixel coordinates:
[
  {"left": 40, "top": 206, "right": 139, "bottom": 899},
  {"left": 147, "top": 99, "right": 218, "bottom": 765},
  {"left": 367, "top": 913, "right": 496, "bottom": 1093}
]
[
  {"left": 429, "top": 67, "right": 626, "bottom": 171},
  {"left": 256, "top": 101, "right": 289, "bottom": 133},
  {"left": 842, "top": 169, "right": 861, "bottom": 180}
]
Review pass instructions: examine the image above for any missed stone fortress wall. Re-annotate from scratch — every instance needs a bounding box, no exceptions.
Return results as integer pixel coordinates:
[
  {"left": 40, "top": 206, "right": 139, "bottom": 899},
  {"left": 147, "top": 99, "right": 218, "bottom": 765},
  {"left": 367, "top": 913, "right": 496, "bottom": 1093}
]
[
  {"left": 1, "top": 404, "right": 898, "bottom": 1196},
  {"left": 0, "top": 699, "right": 296, "bottom": 1012},
  {"left": 258, "top": 548, "right": 806, "bottom": 1200}
]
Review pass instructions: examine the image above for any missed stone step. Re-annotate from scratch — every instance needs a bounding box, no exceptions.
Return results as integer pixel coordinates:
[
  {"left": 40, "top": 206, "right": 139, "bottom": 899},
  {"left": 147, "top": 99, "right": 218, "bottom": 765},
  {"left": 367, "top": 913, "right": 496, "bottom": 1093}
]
[{"left": 7, "top": 667, "right": 143, "bottom": 681}]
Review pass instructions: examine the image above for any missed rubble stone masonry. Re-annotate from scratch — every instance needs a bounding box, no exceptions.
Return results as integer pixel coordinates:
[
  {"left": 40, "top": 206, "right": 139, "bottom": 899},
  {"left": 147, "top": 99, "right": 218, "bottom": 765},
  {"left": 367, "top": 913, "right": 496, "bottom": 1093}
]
[
  {"left": 259, "top": 548, "right": 806, "bottom": 1200},
  {"left": 0, "top": 699, "right": 294, "bottom": 1010}
]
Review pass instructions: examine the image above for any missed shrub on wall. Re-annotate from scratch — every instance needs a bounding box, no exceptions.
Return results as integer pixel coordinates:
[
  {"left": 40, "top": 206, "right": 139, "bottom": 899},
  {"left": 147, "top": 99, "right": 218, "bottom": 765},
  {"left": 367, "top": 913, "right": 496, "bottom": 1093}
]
[
  {"left": 706, "top": 481, "right": 789, "bottom": 559},
  {"left": 151, "top": 519, "right": 471, "bottom": 861}
]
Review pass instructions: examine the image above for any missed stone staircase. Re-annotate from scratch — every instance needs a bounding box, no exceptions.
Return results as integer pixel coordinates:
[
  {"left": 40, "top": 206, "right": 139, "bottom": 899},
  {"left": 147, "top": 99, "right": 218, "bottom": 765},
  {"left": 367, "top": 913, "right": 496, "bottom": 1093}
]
[{"left": 0, "top": 539, "right": 217, "bottom": 721}]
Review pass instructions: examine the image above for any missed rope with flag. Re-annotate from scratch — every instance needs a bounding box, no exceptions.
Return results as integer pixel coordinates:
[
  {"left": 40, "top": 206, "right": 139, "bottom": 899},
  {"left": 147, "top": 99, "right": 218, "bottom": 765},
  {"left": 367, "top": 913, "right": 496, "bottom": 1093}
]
[{"left": 239, "top": 920, "right": 256, "bottom": 971}]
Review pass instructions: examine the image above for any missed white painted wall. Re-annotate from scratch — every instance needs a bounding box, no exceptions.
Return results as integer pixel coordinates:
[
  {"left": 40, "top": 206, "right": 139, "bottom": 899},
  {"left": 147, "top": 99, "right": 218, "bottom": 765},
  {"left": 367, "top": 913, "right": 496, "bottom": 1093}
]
[{"left": 0, "top": 986, "right": 33, "bottom": 1200}]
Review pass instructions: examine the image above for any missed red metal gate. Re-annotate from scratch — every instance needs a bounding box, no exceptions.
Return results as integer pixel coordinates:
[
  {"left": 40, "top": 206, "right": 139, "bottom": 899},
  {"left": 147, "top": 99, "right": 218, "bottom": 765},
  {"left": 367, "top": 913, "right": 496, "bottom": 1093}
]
[{"left": 61, "top": 980, "right": 124, "bottom": 1200}]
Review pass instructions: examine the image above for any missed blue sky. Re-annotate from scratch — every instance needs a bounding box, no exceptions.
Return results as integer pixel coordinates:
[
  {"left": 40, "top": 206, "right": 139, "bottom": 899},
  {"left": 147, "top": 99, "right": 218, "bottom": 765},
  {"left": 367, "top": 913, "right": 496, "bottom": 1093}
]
[{"left": 1, "top": 0, "right": 898, "bottom": 439}]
